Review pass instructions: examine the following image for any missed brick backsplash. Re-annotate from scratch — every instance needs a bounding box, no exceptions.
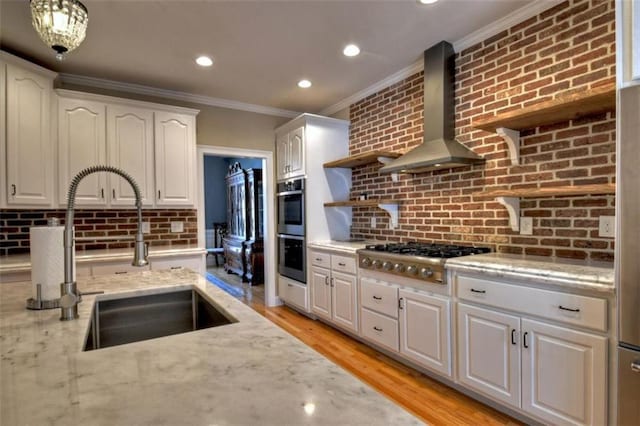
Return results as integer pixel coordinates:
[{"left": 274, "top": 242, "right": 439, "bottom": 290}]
[
  {"left": 0, "top": 209, "right": 197, "bottom": 256},
  {"left": 349, "top": 0, "right": 616, "bottom": 261}
]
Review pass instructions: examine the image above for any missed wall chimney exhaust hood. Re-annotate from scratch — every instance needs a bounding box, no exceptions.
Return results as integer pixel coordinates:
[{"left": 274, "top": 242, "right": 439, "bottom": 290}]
[{"left": 380, "top": 41, "right": 484, "bottom": 174}]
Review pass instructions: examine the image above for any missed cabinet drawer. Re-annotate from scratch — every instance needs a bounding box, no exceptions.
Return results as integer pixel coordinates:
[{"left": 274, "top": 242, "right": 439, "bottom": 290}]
[
  {"left": 279, "top": 275, "right": 308, "bottom": 311},
  {"left": 151, "top": 256, "right": 203, "bottom": 274},
  {"left": 309, "top": 250, "right": 331, "bottom": 268},
  {"left": 92, "top": 262, "right": 150, "bottom": 276},
  {"left": 456, "top": 274, "right": 608, "bottom": 332},
  {"left": 361, "top": 308, "right": 399, "bottom": 352},
  {"left": 360, "top": 277, "right": 398, "bottom": 318},
  {"left": 331, "top": 254, "right": 356, "bottom": 275}
]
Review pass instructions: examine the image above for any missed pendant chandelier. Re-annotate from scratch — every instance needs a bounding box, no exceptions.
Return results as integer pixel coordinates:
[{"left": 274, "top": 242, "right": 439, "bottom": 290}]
[{"left": 30, "top": 0, "right": 88, "bottom": 60}]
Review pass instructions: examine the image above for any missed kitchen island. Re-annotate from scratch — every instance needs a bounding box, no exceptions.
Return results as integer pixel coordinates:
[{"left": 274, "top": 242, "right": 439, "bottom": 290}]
[{"left": 0, "top": 269, "right": 420, "bottom": 425}]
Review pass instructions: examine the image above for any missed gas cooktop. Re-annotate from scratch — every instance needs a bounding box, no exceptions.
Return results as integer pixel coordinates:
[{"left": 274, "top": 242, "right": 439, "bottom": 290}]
[{"left": 358, "top": 242, "right": 492, "bottom": 285}]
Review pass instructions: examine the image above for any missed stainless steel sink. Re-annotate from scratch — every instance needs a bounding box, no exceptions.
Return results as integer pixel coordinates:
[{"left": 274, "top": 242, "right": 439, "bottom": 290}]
[{"left": 83, "top": 289, "right": 236, "bottom": 351}]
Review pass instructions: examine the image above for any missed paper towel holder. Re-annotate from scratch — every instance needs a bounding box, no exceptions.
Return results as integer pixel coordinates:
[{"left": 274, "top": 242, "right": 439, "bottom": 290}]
[{"left": 26, "top": 283, "right": 61, "bottom": 310}]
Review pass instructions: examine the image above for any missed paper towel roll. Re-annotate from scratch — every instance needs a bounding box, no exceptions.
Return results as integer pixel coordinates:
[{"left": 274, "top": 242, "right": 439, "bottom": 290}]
[{"left": 30, "top": 226, "right": 75, "bottom": 301}]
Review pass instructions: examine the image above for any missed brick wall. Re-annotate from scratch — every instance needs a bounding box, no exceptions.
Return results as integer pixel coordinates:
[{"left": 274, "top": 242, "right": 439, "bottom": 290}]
[
  {"left": 0, "top": 209, "right": 197, "bottom": 256},
  {"left": 350, "top": 0, "right": 616, "bottom": 261}
]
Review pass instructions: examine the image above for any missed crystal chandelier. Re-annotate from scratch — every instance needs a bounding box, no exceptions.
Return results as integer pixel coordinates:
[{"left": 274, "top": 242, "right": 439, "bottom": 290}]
[{"left": 30, "top": 0, "right": 88, "bottom": 60}]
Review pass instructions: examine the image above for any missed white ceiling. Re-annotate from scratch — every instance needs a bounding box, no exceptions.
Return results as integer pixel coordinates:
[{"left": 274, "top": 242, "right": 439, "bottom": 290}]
[{"left": 0, "top": 0, "right": 535, "bottom": 115}]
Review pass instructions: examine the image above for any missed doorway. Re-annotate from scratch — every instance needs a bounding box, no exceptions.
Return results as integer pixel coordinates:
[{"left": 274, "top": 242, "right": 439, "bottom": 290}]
[{"left": 196, "top": 146, "right": 278, "bottom": 307}]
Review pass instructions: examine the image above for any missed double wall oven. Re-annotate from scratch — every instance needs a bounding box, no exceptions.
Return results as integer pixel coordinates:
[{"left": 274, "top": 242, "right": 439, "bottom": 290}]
[{"left": 277, "top": 178, "right": 306, "bottom": 283}]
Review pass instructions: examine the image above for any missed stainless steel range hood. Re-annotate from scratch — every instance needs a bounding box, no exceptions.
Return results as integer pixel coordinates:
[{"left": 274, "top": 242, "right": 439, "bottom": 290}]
[{"left": 380, "top": 41, "right": 484, "bottom": 174}]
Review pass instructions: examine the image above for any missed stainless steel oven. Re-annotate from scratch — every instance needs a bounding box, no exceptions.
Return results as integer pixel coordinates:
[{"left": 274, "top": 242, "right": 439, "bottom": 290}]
[
  {"left": 277, "top": 234, "right": 305, "bottom": 283},
  {"left": 277, "top": 178, "right": 305, "bottom": 236}
]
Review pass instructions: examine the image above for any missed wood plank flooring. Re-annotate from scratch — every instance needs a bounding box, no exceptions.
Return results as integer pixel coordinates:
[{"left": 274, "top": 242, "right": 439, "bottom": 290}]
[{"left": 206, "top": 266, "right": 523, "bottom": 425}]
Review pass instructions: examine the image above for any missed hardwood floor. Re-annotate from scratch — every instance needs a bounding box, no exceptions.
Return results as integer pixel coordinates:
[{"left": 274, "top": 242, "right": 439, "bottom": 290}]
[{"left": 206, "top": 266, "right": 522, "bottom": 425}]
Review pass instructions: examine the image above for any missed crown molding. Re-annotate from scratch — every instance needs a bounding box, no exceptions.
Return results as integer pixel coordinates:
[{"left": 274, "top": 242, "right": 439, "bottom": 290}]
[
  {"left": 452, "top": 0, "right": 565, "bottom": 53},
  {"left": 0, "top": 50, "right": 58, "bottom": 79},
  {"left": 57, "top": 73, "right": 300, "bottom": 118},
  {"left": 320, "top": 0, "right": 564, "bottom": 116}
]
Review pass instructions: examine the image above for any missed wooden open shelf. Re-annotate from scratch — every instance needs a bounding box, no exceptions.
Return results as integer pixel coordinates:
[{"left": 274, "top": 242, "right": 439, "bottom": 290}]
[
  {"left": 472, "top": 83, "right": 616, "bottom": 133},
  {"left": 323, "top": 151, "right": 401, "bottom": 168},
  {"left": 324, "top": 199, "right": 401, "bottom": 207},
  {"left": 474, "top": 183, "right": 616, "bottom": 198}
]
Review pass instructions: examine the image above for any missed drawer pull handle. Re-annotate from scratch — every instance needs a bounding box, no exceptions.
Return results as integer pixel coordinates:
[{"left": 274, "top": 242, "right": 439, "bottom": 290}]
[
  {"left": 338, "top": 262, "right": 346, "bottom": 266},
  {"left": 631, "top": 361, "right": 640, "bottom": 373},
  {"left": 315, "top": 258, "right": 322, "bottom": 261},
  {"left": 470, "top": 288, "right": 486, "bottom": 294},
  {"left": 558, "top": 305, "right": 580, "bottom": 313},
  {"left": 511, "top": 329, "right": 516, "bottom": 345},
  {"left": 523, "top": 331, "right": 529, "bottom": 349},
  {"left": 114, "top": 271, "right": 128, "bottom": 275},
  {"left": 325, "top": 276, "right": 329, "bottom": 286},
  {"left": 373, "top": 326, "right": 383, "bottom": 332},
  {"left": 287, "top": 283, "right": 293, "bottom": 287},
  {"left": 11, "top": 184, "right": 16, "bottom": 196},
  {"left": 170, "top": 266, "right": 182, "bottom": 270},
  {"left": 330, "top": 278, "right": 334, "bottom": 288},
  {"left": 399, "top": 297, "right": 404, "bottom": 310},
  {"left": 372, "top": 295, "right": 382, "bottom": 301}
]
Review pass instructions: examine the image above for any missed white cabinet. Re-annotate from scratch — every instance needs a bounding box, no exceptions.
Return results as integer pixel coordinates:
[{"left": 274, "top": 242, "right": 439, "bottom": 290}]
[
  {"left": 278, "top": 274, "right": 308, "bottom": 311},
  {"left": 456, "top": 299, "right": 607, "bottom": 425},
  {"left": 150, "top": 255, "right": 204, "bottom": 275},
  {"left": 309, "top": 250, "right": 358, "bottom": 333},
  {"left": 154, "top": 111, "right": 196, "bottom": 206},
  {"left": 58, "top": 97, "right": 107, "bottom": 205},
  {"left": 107, "top": 105, "right": 154, "bottom": 206},
  {"left": 399, "top": 289, "right": 450, "bottom": 376},
  {"left": 5, "top": 63, "right": 54, "bottom": 206},
  {"left": 276, "top": 126, "right": 305, "bottom": 181}
]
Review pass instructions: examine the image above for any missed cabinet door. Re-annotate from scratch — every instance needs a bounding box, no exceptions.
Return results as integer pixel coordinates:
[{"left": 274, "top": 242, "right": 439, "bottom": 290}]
[
  {"left": 288, "top": 126, "right": 305, "bottom": 178},
  {"left": 457, "top": 303, "right": 521, "bottom": 408},
  {"left": 107, "top": 105, "right": 154, "bottom": 206},
  {"left": 521, "top": 319, "right": 607, "bottom": 426},
  {"left": 154, "top": 111, "right": 195, "bottom": 206},
  {"left": 58, "top": 98, "right": 107, "bottom": 205},
  {"left": 276, "top": 133, "right": 288, "bottom": 180},
  {"left": 331, "top": 271, "right": 358, "bottom": 333},
  {"left": 310, "top": 266, "right": 331, "bottom": 320},
  {"left": 6, "top": 64, "right": 53, "bottom": 206},
  {"left": 399, "top": 289, "right": 450, "bottom": 376}
]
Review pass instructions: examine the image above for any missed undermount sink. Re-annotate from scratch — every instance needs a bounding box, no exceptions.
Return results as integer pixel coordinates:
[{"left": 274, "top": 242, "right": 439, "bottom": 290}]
[{"left": 83, "top": 288, "right": 237, "bottom": 351}]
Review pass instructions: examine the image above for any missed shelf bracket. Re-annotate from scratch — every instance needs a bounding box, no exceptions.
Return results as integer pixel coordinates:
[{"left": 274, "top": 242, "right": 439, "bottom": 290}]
[
  {"left": 496, "top": 196, "right": 520, "bottom": 232},
  {"left": 378, "top": 204, "right": 399, "bottom": 229},
  {"left": 377, "top": 157, "right": 398, "bottom": 182},
  {"left": 496, "top": 127, "right": 520, "bottom": 165}
]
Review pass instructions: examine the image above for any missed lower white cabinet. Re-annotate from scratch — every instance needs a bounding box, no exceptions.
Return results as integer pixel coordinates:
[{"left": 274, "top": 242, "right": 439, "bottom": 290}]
[
  {"left": 150, "top": 256, "right": 204, "bottom": 275},
  {"left": 310, "top": 265, "right": 358, "bottom": 333},
  {"left": 457, "top": 302, "right": 607, "bottom": 425},
  {"left": 278, "top": 274, "right": 308, "bottom": 312}
]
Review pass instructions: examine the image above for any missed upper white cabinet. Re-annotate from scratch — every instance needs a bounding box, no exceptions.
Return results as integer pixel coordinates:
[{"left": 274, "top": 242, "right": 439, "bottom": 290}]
[
  {"left": 56, "top": 90, "right": 198, "bottom": 208},
  {"left": 5, "top": 62, "right": 55, "bottom": 206},
  {"left": 154, "top": 111, "right": 196, "bottom": 206},
  {"left": 58, "top": 97, "right": 107, "bottom": 205},
  {"left": 276, "top": 125, "right": 305, "bottom": 181}
]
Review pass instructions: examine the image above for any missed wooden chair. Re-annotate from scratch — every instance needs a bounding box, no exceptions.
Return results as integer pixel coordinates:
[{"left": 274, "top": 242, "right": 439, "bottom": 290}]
[{"left": 207, "top": 222, "right": 227, "bottom": 267}]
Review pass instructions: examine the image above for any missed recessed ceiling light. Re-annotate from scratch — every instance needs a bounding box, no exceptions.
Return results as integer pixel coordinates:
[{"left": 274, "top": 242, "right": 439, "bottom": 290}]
[
  {"left": 298, "top": 79, "right": 312, "bottom": 88},
  {"left": 418, "top": 0, "right": 438, "bottom": 4},
  {"left": 343, "top": 44, "right": 361, "bottom": 57},
  {"left": 195, "top": 56, "right": 213, "bottom": 67}
]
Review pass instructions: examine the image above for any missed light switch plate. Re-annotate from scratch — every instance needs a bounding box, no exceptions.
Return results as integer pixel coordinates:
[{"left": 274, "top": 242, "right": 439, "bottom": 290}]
[
  {"left": 170, "top": 221, "right": 184, "bottom": 233},
  {"left": 598, "top": 216, "right": 615, "bottom": 238},
  {"left": 142, "top": 222, "right": 150, "bottom": 234},
  {"left": 371, "top": 216, "right": 376, "bottom": 228},
  {"left": 520, "top": 217, "right": 533, "bottom": 235}
]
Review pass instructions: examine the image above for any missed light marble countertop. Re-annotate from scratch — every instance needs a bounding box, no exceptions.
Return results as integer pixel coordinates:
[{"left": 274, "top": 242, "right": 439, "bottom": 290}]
[
  {"left": 445, "top": 253, "right": 615, "bottom": 293},
  {"left": 0, "top": 244, "right": 206, "bottom": 273},
  {"left": 0, "top": 270, "right": 420, "bottom": 425},
  {"left": 308, "top": 240, "right": 372, "bottom": 255}
]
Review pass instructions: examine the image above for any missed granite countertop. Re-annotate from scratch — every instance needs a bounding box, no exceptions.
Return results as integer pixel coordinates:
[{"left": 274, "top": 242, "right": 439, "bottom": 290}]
[
  {"left": 307, "top": 240, "right": 372, "bottom": 255},
  {"left": 445, "top": 253, "right": 615, "bottom": 293},
  {"left": 0, "top": 270, "right": 420, "bottom": 425},
  {"left": 0, "top": 244, "right": 206, "bottom": 273}
]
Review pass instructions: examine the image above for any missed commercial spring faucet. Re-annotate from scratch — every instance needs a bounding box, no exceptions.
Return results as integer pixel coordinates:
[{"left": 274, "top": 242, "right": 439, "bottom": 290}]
[{"left": 59, "top": 165, "right": 149, "bottom": 320}]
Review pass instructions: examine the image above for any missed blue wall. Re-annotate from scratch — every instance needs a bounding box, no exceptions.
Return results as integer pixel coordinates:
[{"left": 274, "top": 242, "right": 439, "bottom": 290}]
[{"left": 203, "top": 156, "right": 263, "bottom": 231}]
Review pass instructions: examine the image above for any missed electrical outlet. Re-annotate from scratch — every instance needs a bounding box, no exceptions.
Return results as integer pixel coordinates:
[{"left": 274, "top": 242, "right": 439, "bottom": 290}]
[
  {"left": 520, "top": 217, "right": 533, "bottom": 235},
  {"left": 598, "top": 216, "right": 615, "bottom": 238},
  {"left": 142, "top": 222, "right": 150, "bottom": 234},
  {"left": 170, "top": 221, "right": 184, "bottom": 233},
  {"left": 371, "top": 216, "right": 376, "bottom": 228}
]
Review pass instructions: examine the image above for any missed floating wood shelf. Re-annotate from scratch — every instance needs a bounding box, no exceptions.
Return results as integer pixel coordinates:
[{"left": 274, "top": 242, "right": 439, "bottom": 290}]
[
  {"left": 474, "top": 183, "right": 616, "bottom": 232},
  {"left": 474, "top": 183, "right": 616, "bottom": 198},
  {"left": 324, "top": 199, "right": 401, "bottom": 229},
  {"left": 323, "top": 151, "right": 401, "bottom": 168},
  {"left": 472, "top": 84, "right": 616, "bottom": 133}
]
